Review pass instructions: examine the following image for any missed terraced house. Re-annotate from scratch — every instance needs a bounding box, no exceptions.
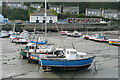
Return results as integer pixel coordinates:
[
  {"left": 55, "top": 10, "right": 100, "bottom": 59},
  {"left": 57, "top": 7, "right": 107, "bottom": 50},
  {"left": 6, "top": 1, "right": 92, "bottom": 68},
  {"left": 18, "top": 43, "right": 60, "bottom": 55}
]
[
  {"left": 85, "top": 8, "right": 120, "bottom": 19},
  {"left": 5, "top": 2, "right": 28, "bottom": 10},
  {"left": 49, "top": 5, "right": 62, "bottom": 13},
  {"left": 63, "top": 6, "right": 79, "bottom": 14}
]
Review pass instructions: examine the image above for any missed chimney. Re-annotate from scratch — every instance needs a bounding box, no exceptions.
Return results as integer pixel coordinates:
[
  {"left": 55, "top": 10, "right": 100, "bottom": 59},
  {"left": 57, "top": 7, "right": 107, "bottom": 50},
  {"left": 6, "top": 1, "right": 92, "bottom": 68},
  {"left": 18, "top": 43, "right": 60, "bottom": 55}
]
[{"left": 85, "top": 8, "right": 88, "bottom": 16}]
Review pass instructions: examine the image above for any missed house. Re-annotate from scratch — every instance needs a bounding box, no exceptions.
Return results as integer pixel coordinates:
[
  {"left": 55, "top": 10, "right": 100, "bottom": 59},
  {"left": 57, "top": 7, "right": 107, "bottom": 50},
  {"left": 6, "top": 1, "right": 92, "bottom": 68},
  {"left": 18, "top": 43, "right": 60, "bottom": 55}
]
[
  {"left": 49, "top": 5, "right": 61, "bottom": 13},
  {"left": 67, "top": 18, "right": 102, "bottom": 23},
  {"left": 103, "top": 9, "right": 119, "bottom": 19},
  {"left": 0, "top": 14, "right": 9, "bottom": 23},
  {"left": 85, "top": 8, "right": 120, "bottom": 19},
  {"left": 30, "top": 4, "right": 42, "bottom": 10},
  {"left": 85, "top": 8, "right": 102, "bottom": 16},
  {"left": 5, "top": 2, "right": 28, "bottom": 10},
  {"left": 0, "top": 1, "right": 2, "bottom": 6},
  {"left": 30, "top": 12, "right": 58, "bottom": 23},
  {"left": 63, "top": 6, "right": 79, "bottom": 14}
]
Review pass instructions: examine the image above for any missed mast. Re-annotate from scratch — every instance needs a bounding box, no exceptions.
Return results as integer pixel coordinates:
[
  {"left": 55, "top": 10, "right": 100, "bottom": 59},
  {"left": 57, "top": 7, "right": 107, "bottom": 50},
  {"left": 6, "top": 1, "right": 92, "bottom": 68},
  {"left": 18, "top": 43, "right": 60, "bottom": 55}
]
[
  {"left": 45, "top": 0, "right": 47, "bottom": 41},
  {"left": 13, "top": 23, "right": 15, "bottom": 32}
]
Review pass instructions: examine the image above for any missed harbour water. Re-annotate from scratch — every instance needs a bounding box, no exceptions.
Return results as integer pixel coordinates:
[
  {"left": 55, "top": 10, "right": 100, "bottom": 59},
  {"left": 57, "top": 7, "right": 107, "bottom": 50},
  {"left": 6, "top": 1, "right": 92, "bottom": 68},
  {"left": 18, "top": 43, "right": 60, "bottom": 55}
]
[{"left": 1, "top": 31, "right": 119, "bottom": 79}]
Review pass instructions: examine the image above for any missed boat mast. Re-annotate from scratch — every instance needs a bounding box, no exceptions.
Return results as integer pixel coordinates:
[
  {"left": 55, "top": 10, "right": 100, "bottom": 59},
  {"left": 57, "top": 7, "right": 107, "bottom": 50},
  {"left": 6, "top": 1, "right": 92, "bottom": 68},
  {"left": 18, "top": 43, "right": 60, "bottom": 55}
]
[
  {"left": 13, "top": 23, "right": 15, "bottom": 32},
  {"left": 45, "top": 0, "right": 47, "bottom": 41}
]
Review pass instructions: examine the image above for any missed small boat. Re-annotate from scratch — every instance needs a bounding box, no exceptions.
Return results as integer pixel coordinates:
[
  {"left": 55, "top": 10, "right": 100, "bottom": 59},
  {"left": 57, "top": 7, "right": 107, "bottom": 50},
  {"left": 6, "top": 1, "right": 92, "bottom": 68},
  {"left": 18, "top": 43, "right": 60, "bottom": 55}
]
[
  {"left": 12, "top": 30, "right": 30, "bottom": 44},
  {"left": 19, "top": 43, "right": 54, "bottom": 59},
  {"left": 109, "top": 40, "right": 120, "bottom": 46},
  {"left": 13, "top": 37, "right": 29, "bottom": 44},
  {"left": 67, "top": 32, "right": 73, "bottom": 37},
  {"left": 40, "top": 48, "right": 95, "bottom": 71},
  {"left": 94, "top": 34, "right": 109, "bottom": 43},
  {"left": 72, "top": 31, "right": 81, "bottom": 37},
  {"left": 29, "top": 37, "right": 47, "bottom": 44},
  {"left": 82, "top": 35, "right": 90, "bottom": 40},
  {"left": 60, "top": 31, "right": 69, "bottom": 35},
  {"left": 88, "top": 34, "right": 109, "bottom": 43},
  {"left": 30, "top": 40, "right": 47, "bottom": 44},
  {"left": 88, "top": 35, "right": 96, "bottom": 41},
  {"left": 67, "top": 31, "right": 81, "bottom": 37},
  {"left": 108, "top": 37, "right": 120, "bottom": 46},
  {"left": 0, "top": 30, "right": 10, "bottom": 38}
]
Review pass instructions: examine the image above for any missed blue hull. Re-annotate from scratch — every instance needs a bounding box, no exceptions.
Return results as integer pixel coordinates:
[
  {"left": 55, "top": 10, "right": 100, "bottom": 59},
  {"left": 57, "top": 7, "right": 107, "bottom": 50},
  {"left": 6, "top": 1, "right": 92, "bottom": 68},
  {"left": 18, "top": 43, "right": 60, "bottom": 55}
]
[
  {"left": 30, "top": 41, "right": 47, "bottom": 44},
  {"left": 40, "top": 56, "right": 95, "bottom": 67}
]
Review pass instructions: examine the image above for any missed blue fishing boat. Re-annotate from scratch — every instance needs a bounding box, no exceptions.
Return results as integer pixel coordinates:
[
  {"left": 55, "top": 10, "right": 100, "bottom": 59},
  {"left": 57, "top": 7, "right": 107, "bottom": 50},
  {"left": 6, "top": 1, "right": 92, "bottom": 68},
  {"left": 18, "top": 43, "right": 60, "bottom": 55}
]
[
  {"left": 40, "top": 49, "right": 95, "bottom": 71},
  {"left": 30, "top": 40, "right": 47, "bottom": 44},
  {"left": 94, "top": 34, "right": 109, "bottom": 43}
]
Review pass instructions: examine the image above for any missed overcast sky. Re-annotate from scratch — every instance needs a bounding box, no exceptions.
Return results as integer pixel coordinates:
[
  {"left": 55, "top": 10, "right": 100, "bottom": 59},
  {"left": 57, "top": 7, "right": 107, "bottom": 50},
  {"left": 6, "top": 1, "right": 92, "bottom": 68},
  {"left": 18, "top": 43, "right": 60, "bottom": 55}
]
[{"left": 1, "top": 0, "right": 119, "bottom": 2}]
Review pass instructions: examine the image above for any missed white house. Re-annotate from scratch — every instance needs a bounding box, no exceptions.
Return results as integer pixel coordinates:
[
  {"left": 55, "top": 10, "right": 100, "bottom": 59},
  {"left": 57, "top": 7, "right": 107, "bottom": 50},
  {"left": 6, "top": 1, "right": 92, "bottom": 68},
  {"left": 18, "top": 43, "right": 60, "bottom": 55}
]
[
  {"left": 30, "top": 4, "right": 42, "bottom": 10},
  {"left": 0, "top": 14, "right": 9, "bottom": 23},
  {"left": 6, "top": 2, "right": 28, "bottom": 10},
  {"left": 30, "top": 12, "right": 58, "bottom": 23},
  {"left": 63, "top": 6, "right": 79, "bottom": 14},
  {"left": 49, "top": 5, "right": 61, "bottom": 13},
  {"left": 103, "top": 9, "right": 119, "bottom": 19},
  {"left": 85, "top": 8, "right": 102, "bottom": 16},
  {"left": 85, "top": 8, "right": 120, "bottom": 19}
]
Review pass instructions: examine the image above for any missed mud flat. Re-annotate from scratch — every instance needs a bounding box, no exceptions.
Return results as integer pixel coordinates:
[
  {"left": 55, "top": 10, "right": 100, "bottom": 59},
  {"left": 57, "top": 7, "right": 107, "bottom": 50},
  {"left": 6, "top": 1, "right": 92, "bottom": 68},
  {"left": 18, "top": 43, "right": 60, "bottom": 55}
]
[{"left": 1, "top": 31, "right": 119, "bottom": 79}]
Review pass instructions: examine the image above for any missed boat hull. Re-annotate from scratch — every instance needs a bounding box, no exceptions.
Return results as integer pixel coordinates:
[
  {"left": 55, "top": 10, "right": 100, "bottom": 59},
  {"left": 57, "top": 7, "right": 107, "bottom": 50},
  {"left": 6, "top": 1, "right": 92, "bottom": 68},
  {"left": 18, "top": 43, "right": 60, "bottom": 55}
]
[
  {"left": 14, "top": 42, "right": 28, "bottom": 44},
  {"left": 19, "top": 52, "right": 27, "bottom": 59},
  {"left": 30, "top": 41, "right": 47, "bottom": 44},
  {"left": 94, "top": 39, "right": 108, "bottom": 43},
  {"left": 40, "top": 56, "right": 95, "bottom": 68},
  {"left": 109, "top": 41, "right": 120, "bottom": 46}
]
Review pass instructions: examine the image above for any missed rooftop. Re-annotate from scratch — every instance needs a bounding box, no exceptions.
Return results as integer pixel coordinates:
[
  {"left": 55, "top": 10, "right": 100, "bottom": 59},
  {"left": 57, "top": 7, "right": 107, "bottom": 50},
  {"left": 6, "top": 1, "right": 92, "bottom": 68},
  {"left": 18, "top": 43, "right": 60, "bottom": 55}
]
[
  {"left": 30, "top": 12, "right": 55, "bottom": 16},
  {"left": 87, "top": 8, "right": 101, "bottom": 11},
  {"left": 64, "top": 6, "right": 79, "bottom": 9},
  {"left": 104, "top": 9, "right": 119, "bottom": 13},
  {"left": 50, "top": 5, "right": 61, "bottom": 8}
]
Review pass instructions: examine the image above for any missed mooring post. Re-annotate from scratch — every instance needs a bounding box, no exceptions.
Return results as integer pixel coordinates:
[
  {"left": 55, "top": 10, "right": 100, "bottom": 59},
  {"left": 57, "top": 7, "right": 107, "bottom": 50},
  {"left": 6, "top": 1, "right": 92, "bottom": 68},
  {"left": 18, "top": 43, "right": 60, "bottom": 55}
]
[{"left": 93, "top": 61, "right": 97, "bottom": 75}]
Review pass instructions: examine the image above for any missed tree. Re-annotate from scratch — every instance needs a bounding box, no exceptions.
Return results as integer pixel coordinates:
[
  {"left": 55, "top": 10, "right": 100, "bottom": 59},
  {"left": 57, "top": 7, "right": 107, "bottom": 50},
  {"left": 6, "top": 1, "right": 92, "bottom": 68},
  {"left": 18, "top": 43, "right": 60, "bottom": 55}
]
[
  {"left": 50, "top": 9, "right": 58, "bottom": 16},
  {"left": 8, "top": 8, "right": 29, "bottom": 20}
]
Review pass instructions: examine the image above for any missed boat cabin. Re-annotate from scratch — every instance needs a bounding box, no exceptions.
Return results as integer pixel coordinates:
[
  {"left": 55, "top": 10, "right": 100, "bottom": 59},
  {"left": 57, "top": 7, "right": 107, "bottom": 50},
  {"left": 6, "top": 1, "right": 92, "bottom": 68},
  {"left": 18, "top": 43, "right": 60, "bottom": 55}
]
[
  {"left": 23, "top": 43, "right": 54, "bottom": 53},
  {"left": 65, "top": 49, "right": 87, "bottom": 60}
]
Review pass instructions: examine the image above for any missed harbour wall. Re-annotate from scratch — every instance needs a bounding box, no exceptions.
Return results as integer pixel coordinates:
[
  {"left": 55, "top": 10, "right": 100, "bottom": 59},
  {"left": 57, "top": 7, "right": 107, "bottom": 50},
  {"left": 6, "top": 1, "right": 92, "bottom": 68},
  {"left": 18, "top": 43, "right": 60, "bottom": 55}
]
[{"left": 1, "top": 22, "right": 120, "bottom": 32}]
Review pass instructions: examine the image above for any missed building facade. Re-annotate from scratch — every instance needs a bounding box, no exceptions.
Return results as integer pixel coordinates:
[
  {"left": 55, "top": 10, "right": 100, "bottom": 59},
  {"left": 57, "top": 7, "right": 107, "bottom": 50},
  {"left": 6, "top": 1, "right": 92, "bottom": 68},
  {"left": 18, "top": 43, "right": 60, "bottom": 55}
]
[
  {"left": 63, "top": 6, "right": 79, "bottom": 14},
  {"left": 85, "top": 8, "right": 102, "bottom": 16},
  {"left": 0, "top": 14, "right": 9, "bottom": 23},
  {"left": 5, "top": 2, "right": 28, "bottom": 10},
  {"left": 67, "top": 18, "right": 102, "bottom": 24},
  {"left": 85, "top": 8, "right": 120, "bottom": 19},
  {"left": 30, "top": 4, "right": 42, "bottom": 10},
  {"left": 103, "top": 9, "right": 119, "bottom": 19},
  {"left": 49, "top": 5, "right": 61, "bottom": 13},
  {"left": 30, "top": 13, "right": 58, "bottom": 23}
]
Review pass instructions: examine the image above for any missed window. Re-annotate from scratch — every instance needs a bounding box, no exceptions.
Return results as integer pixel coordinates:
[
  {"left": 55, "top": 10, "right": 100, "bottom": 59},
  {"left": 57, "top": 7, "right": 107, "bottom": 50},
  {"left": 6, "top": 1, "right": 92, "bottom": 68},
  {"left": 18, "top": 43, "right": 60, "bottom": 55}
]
[
  {"left": 43, "top": 17, "right": 45, "bottom": 19},
  {"left": 88, "top": 12, "right": 91, "bottom": 14},
  {"left": 67, "top": 51, "right": 69, "bottom": 54},
  {"left": 49, "top": 20, "right": 53, "bottom": 23},
  {"left": 50, "top": 17, "right": 52, "bottom": 19},
  {"left": 57, "top": 8, "right": 59, "bottom": 10}
]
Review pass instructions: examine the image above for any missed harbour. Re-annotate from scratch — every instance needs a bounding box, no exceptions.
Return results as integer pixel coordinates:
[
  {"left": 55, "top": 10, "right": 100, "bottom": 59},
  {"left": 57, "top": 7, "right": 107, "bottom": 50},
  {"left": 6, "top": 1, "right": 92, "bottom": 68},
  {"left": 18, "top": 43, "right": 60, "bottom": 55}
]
[
  {"left": 1, "top": 1, "right": 120, "bottom": 79},
  {"left": 1, "top": 31, "right": 119, "bottom": 78}
]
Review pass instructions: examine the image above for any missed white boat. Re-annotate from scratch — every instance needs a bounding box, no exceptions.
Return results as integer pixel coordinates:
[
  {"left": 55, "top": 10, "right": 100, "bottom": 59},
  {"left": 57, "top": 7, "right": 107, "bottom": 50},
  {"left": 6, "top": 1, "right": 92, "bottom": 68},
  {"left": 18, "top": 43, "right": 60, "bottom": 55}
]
[
  {"left": 67, "top": 31, "right": 81, "bottom": 37},
  {"left": 60, "top": 31, "right": 70, "bottom": 35},
  {"left": 0, "top": 30, "right": 10, "bottom": 38}
]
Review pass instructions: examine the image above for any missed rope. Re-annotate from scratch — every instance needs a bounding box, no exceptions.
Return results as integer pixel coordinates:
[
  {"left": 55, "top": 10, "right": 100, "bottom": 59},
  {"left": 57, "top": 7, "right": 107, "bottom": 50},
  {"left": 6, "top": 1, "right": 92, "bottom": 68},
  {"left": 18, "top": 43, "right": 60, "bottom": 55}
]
[{"left": 52, "top": 15, "right": 66, "bottom": 48}]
